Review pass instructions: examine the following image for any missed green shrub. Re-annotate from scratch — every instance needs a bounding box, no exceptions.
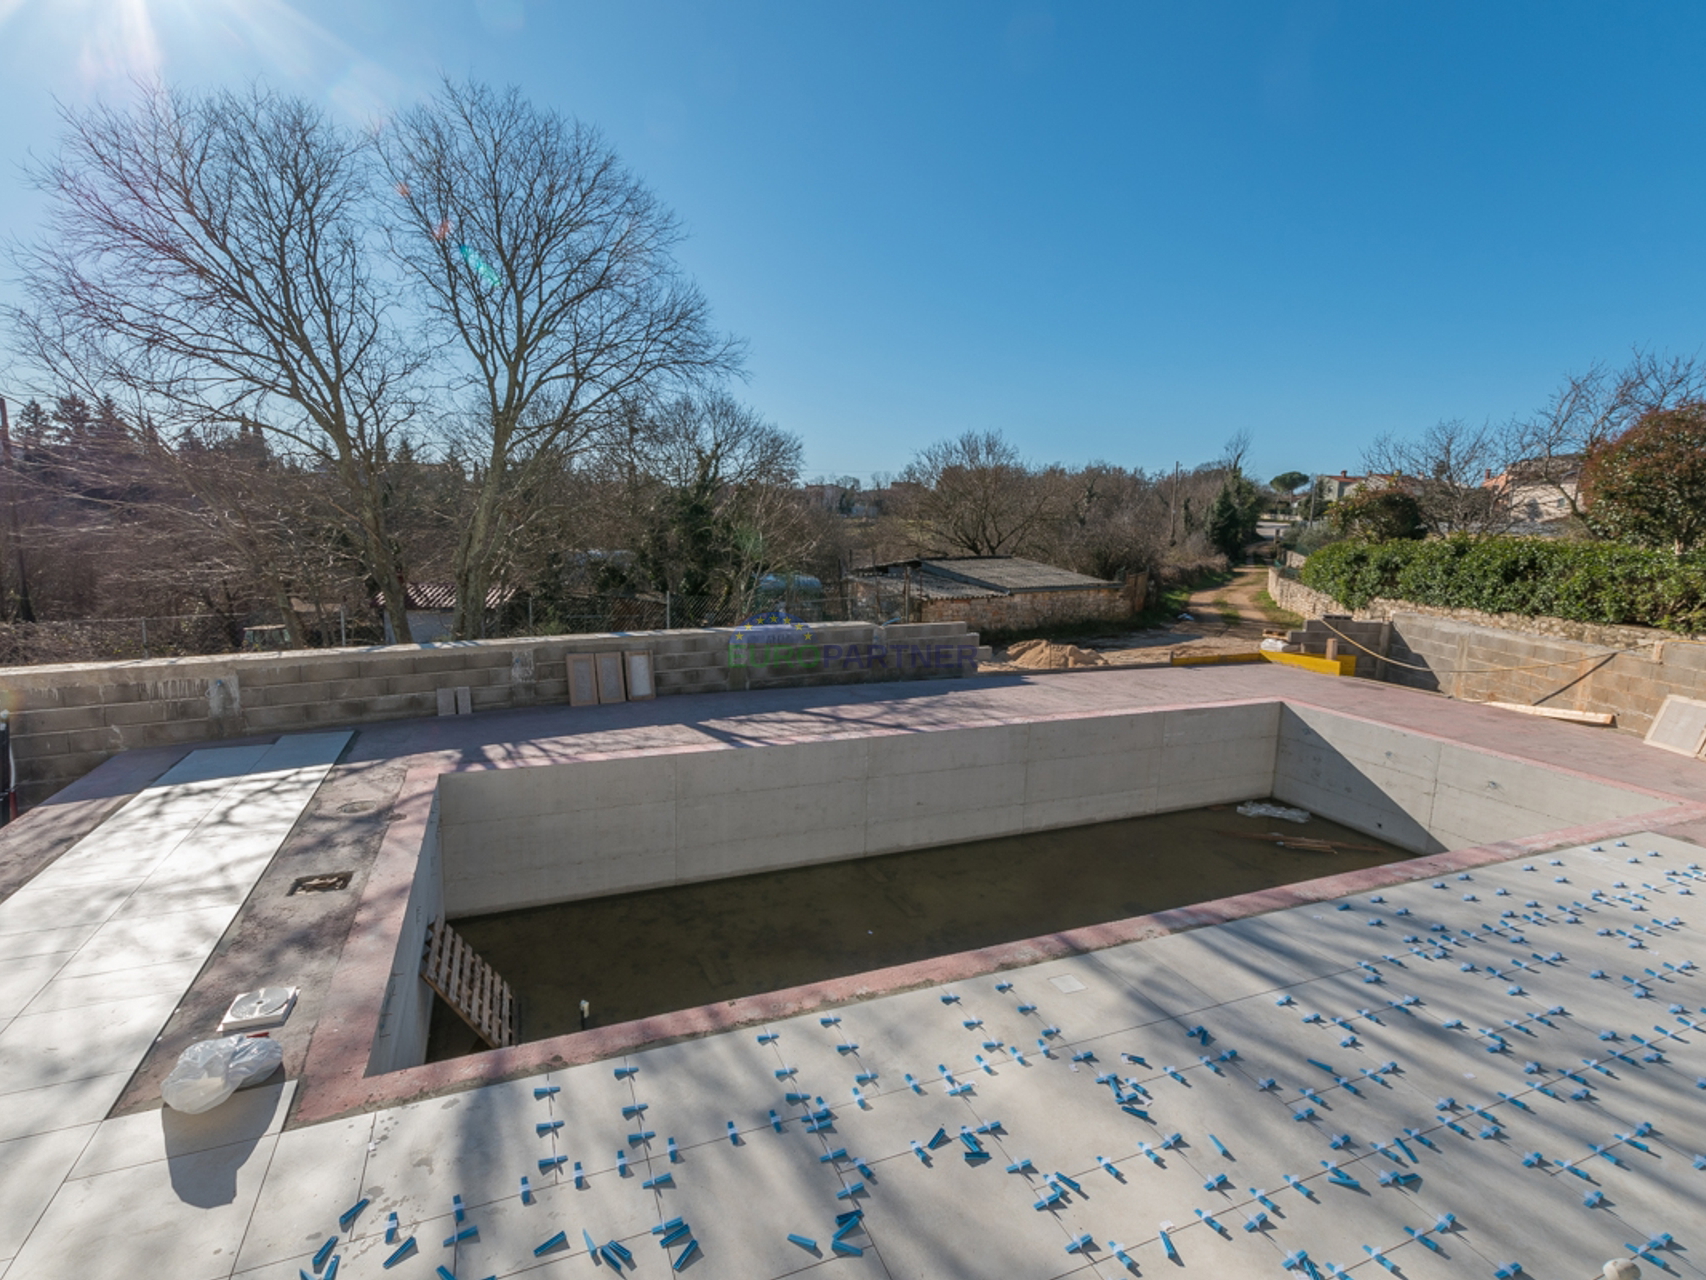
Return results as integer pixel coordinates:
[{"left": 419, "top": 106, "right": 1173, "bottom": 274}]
[{"left": 1300, "top": 536, "right": 1706, "bottom": 633}]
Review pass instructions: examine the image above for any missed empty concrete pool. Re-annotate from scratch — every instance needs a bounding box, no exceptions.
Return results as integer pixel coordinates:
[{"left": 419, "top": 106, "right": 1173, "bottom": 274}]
[
  {"left": 426, "top": 803, "right": 1409, "bottom": 1057},
  {"left": 359, "top": 698, "right": 1684, "bottom": 1077}
]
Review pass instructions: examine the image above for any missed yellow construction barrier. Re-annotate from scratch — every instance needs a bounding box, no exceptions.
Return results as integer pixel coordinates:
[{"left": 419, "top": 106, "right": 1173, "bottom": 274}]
[{"left": 1169, "top": 650, "right": 1357, "bottom": 677}]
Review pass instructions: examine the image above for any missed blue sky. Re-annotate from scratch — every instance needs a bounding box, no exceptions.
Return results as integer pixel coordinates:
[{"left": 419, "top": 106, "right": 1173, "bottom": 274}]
[{"left": 2, "top": 1, "right": 1704, "bottom": 485}]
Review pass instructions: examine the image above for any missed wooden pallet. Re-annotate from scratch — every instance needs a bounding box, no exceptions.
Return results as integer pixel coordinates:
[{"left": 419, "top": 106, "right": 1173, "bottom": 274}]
[{"left": 421, "top": 919, "right": 516, "bottom": 1049}]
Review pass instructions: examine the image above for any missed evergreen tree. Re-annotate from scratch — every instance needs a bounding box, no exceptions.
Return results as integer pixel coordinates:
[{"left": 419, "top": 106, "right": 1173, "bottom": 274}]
[{"left": 1207, "top": 474, "right": 1261, "bottom": 558}]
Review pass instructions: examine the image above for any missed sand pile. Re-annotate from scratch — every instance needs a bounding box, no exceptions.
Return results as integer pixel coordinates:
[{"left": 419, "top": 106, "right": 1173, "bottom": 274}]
[{"left": 1005, "top": 639, "right": 1109, "bottom": 669}]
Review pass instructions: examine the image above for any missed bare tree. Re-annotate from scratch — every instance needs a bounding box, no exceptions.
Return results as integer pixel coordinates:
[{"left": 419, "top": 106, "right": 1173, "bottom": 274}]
[
  {"left": 603, "top": 394, "right": 812, "bottom": 613},
  {"left": 1040, "top": 463, "right": 1169, "bottom": 581},
  {"left": 379, "top": 80, "right": 740, "bottom": 638},
  {"left": 1511, "top": 348, "right": 1706, "bottom": 525},
  {"left": 1363, "top": 418, "right": 1517, "bottom": 536},
  {"left": 1220, "top": 430, "right": 1253, "bottom": 477},
  {"left": 10, "top": 85, "right": 424, "bottom": 641},
  {"left": 898, "top": 430, "right": 1069, "bottom": 557}
]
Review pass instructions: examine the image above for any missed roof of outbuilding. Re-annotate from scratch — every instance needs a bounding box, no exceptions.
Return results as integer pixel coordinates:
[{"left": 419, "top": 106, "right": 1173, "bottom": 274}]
[
  {"left": 850, "top": 556, "right": 1117, "bottom": 596},
  {"left": 918, "top": 557, "right": 1115, "bottom": 592}
]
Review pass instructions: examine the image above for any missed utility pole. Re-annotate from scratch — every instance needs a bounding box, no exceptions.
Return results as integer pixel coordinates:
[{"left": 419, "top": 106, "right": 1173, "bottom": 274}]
[
  {"left": 0, "top": 398, "right": 27, "bottom": 622},
  {"left": 0, "top": 398, "right": 10, "bottom": 615},
  {"left": 1168, "top": 461, "right": 1180, "bottom": 546}
]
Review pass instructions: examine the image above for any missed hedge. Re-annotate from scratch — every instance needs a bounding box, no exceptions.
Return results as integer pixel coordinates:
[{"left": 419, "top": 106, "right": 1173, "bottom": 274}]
[{"left": 1299, "top": 536, "right": 1706, "bottom": 634}]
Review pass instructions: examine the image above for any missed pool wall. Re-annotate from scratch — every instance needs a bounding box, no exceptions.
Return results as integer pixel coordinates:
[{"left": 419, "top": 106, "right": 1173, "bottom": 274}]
[
  {"left": 435, "top": 702, "right": 1284, "bottom": 917},
  {"left": 1272, "top": 705, "right": 1662, "bottom": 850},
  {"left": 366, "top": 782, "right": 444, "bottom": 1077}
]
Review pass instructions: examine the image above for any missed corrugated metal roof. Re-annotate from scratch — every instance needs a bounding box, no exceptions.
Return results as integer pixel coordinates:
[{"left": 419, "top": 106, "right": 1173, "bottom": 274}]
[
  {"left": 918, "top": 557, "right": 1116, "bottom": 593},
  {"left": 847, "top": 567, "right": 1004, "bottom": 599}
]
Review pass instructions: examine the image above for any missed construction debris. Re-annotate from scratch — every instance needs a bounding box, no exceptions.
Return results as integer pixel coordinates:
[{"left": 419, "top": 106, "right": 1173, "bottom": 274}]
[{"left": 1005, "top": 639, "right": 1109, "bottom": 670}]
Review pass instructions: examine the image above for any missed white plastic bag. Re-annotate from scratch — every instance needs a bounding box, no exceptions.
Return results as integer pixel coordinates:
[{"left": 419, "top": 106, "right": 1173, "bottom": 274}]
[
  {"left": 1236, "top": 801, "right": 1312, "bottom": 824},
  {"left": 161, "top": 1035, "right": 284, "bottom": 1114}
]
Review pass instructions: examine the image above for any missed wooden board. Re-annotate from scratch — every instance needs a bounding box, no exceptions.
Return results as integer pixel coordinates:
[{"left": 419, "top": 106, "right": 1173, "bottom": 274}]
[
  {"left": 624, "top": 650, "right": 655, "bottom": 700},
  {"left": 1486, "top": 701, "right": 1615, "bottom": 726},
  {"left": 567, "top": 654, "right": 598, "bottom": 707},
  {"left": 595, "top": 650, "right": 626, "bottom": 703},
  {"left": 421, "top": 919, "right": 515, "bottom": 1050}
]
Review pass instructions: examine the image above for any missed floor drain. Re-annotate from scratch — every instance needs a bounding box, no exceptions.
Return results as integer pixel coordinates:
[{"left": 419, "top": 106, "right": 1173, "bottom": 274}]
[{"left": 289, "top": 871, "right": 353, "bottom": 894}]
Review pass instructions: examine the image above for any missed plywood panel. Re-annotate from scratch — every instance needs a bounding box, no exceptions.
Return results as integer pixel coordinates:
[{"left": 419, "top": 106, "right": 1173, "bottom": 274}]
[
  {"left": 566, "top": 654, "right": 598, "bottom": 707},
  {"left": 624, "top": 650, "right": 655, "bottom": 700},
  {"left": 595, "top": 651, "right": 626, "bottom": 704},
  {"left": 1646, "top": 694, "right": 1706, "bottom": 757}
]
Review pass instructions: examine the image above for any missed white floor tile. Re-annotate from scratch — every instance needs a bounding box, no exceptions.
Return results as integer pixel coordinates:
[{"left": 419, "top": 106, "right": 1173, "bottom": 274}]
[
  {"left": 70, "top": 1081, "right": 296, "bottom": 1180},
  {"left": 0, "top": 1124, "right": 99, "bottom": 1259},
  {"left": 52, "top": 907, "right": 238, "bottom": 980},
  {"left": 0, "top": 993, "right": 180, "bottom": 1095},
  {"left": 231, "top": 1111, "right": 373, "bottom": 1274},
  {"left": 0, "top": 923, "right": 100, "bottom": 960},
  {"left": 6, "top": 1131, "right": 278, "bottom": 1280},
  {"left": 152, "top": 745, "right": 275, "bottom": 788},
  {"left": 360, "top": 1077, "right": 554, "bottom": 1233},
  {"left": 0, "top": 950, "right": 72, "bottom": 1020},
  {"left": 0, "top": 881, "right": 143, "bottom": 936},
  {"left": 0, "top": 1072, "right": 132, "bottom": 1142},
  {"left": 25, "top": 854, "right": 175, "bottom": 889},
  {"left": 101, "top": 884, "right": 248, "bottom": 925},
  {"left": 23, "top": 959, "right": 207, "bottom": 1017}
]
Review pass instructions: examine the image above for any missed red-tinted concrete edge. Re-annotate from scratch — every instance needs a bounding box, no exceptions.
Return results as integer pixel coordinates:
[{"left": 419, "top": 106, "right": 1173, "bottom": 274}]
[
  {"left": 293, "top": 760, "right": 440, "bottom": 1125},
  {"left": 290, "top": 693, "right": 1706, "bottom": 1125}
]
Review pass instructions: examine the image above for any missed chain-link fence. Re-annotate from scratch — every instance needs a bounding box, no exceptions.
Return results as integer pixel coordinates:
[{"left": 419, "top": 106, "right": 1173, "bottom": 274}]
[
  {"left": 503, "top": 588, "right": 898, "bottom": 639},
  {"left": 0, "top": 613, "right": 261, "bottom": 666},
  {"left": 0, "top": 586, "right": 909, "bottom": 667}
]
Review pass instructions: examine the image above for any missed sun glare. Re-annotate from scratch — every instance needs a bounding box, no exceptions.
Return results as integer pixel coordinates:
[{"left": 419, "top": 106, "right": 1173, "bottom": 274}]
[
  {"left": 3, "top": 0, "right": 410, "bottom": 119},
  {"left": 76, "top": 0, "right": 165, "bottom": 83}
]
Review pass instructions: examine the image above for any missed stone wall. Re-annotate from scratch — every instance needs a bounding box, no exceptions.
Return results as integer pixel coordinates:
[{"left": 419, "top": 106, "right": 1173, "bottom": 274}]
[
  {"left": 1266, "top": 566, "right": 1706, "bottom": 733},
  {"left": 1267, "top": 568, "right": 1345, "bottom": 622},
  {"left": 918, "top": 573, "right": 1144, "bottom": 634},
  {"left": 0, "top": 620, "right": 978, "bottom": 808}
]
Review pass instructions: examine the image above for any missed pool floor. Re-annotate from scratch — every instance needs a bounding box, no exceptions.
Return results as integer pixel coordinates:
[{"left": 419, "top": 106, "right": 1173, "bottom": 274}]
[{"left": 427, "top": 800, "right": 1411, "bottom": 1058}]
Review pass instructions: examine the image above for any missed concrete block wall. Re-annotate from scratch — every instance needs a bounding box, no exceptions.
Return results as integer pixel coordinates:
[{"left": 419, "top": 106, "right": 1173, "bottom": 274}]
[
  {"left": 0, "top": 621, "right": 978, "bottom": 808},
  {"left": 1378, "top": 613, "right": 1706, "bottom": 735},
  {"left": 434, "top": 702, "right": 1282, "bottom": 917},
  {"left": 1284, "top": 618, "right": 1392, "bottom": 678},
  {"left": 1265, "top": 566, "right": 1706, "bottom": 734}
]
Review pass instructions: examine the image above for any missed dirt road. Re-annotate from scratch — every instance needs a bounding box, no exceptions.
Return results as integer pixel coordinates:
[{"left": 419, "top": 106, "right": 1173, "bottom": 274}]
[
  {"left": 980, "top": 566, "right": 1302, "bottom": 671},
  {"left": 1179, "top": 566, "right": 1288, "bottom": 640}
]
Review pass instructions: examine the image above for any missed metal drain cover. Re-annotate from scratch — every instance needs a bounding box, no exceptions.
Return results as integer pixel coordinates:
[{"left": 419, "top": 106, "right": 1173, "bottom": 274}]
[{"left": 288, "top": 871, "right": 352, "bottom": 894}]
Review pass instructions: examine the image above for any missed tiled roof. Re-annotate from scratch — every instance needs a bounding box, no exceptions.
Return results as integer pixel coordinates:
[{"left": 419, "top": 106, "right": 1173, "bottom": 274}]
[{"left": 374, "top": 582, "right": 516, "bottom": 610}]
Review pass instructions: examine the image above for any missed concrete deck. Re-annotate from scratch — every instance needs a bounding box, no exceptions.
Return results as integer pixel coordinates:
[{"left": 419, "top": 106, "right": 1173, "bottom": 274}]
[{"left": 0, "top": 665, "right": 1702, "bottom": 1279}]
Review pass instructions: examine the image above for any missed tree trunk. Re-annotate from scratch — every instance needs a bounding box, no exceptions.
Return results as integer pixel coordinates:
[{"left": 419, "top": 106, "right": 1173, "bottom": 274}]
[
  {"left": 342, "top": 456, "right": 412, "bottom": 645},
  {"left": 269, "top": 581, "right": 308, "bottom": 648},
  {"left": 451, "top": 450, "right": 507, "bottom": 640}
]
